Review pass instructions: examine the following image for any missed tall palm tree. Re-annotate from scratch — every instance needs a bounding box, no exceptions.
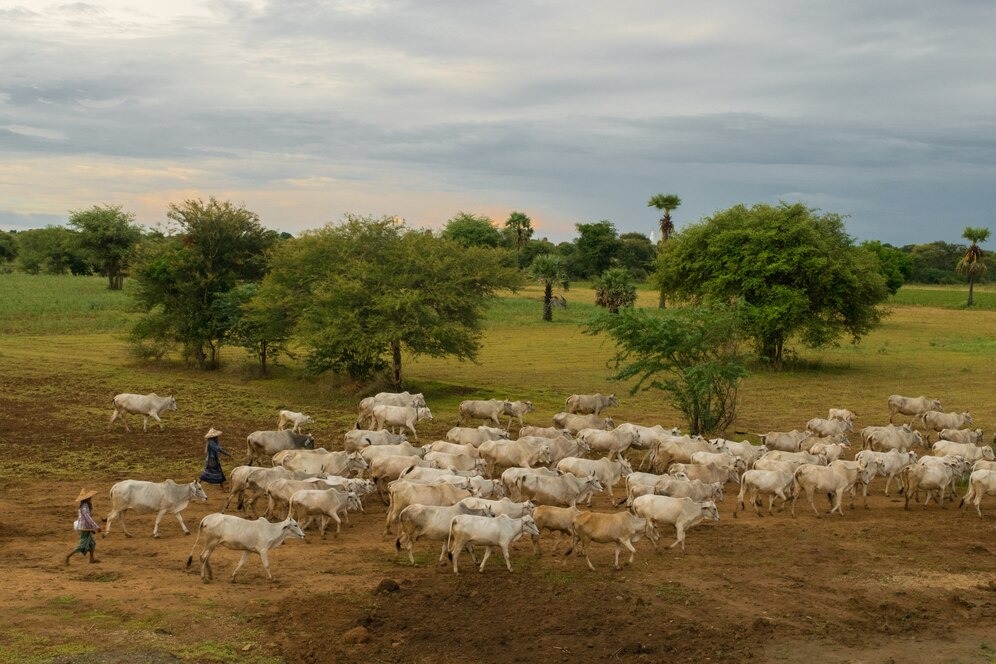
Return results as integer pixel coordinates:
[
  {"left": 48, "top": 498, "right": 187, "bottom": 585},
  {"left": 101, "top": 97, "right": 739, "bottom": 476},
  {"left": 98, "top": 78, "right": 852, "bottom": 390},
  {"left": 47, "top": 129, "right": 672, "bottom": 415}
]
[
  {"left": 956, "top": 226, "right": 990, "bottom": 306},
  {"left": 505, "top": 211, "right": 533, "bottom": 251},
  {"left": 648, "top": 193, "right": 681, "bottom": 308},
  {"left": 529, "top": 254, "right": 569, "bottom": 321}
]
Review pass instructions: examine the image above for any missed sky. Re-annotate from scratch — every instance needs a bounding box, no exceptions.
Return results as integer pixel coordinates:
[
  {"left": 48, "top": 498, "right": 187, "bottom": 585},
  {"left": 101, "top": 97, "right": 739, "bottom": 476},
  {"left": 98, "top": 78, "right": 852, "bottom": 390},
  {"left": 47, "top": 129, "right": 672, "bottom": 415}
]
[{"left": 1, "top": 1, "right": 994, "bottom": 245}]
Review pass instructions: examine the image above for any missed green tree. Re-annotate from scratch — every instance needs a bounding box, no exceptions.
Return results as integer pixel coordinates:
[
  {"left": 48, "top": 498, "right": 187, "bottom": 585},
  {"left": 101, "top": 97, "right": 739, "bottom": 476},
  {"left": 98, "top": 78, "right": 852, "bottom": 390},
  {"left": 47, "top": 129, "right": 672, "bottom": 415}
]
[
  {"left": 131, "top": 198, "right": 277, "bottom": 370},
  {"left": 594, "top": 267, "right": 637, "bottom": 314},
  {"left": 15, "top": 226, "right": 92, "bottom": 275},
  {"left": 530, "top": 254, "right": 570, "bottom": 322},
  {"left": 215, "top": 283, "right": 295, "bottom": 375},
  {"left": 570, "top": 220, "right": 620, "bottom": 279},
  {"left": 648, "top": 193, "right": 681, "bottom": 308},
  {"left": 518, "top": 237, "right": 557, "bottom": 269},
  {"left": 861, "top": 240, "right": 913, "bottom": 294},
  {"left": 585, "top": 306, "right": 747, "bottom": 435},
  {"left": 956, "top": 226, "right": 990, "bottom": 307},
  {"left": 0, "top": 231, "right": 16, "bottom": 264},
  {"left": 68, "top": 204, "right": 144, "bottom": 290},
  {"left": 441, "top": 212, "right": 503, "bottom": 248},
  {"left": 260, "top": 215, "right": 522, "bottom": 387},
  {"left": 617, "top": 232, "right": 656, "bottom": 280},
  {"left": 656, "top": 202, "right": 889, "bottom": 366}
]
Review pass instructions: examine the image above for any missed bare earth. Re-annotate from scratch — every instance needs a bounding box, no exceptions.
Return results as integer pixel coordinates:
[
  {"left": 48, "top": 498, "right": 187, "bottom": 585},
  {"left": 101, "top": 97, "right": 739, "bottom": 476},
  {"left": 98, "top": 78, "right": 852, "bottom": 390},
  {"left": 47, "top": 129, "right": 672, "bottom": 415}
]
[{"left": 1, "top": 415, "right": 995, "bottom": 663}]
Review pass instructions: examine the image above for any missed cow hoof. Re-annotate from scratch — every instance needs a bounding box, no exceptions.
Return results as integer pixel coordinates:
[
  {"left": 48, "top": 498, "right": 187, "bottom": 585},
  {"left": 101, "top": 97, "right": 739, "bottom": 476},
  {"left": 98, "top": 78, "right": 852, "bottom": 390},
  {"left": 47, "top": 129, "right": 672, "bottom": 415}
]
[
  {"left": 125, "top": 533, "right": 133, "bottom": 538},
  {"left": 154, "top": 534, "right": 160, "bottom": 539},
  {"left": 184, "top": 530, "right": 190, "bottom": 536}
]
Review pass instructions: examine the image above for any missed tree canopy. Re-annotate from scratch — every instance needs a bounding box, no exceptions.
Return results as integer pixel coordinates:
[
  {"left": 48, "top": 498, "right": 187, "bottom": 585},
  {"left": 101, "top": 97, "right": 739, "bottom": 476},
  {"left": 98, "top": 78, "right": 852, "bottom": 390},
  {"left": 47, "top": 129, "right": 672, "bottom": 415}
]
[
  {"left": 656, "top": 202, "right": 889, "bottom": 365},
  {"left": 594, "top": 267, "right": 637, "bottom": 314},
  {"left": 440, "top": 212, "right": 503, "bottom": 248},
  {"left": 130, "top": 198, "right": 277, "bottom": 369},
  {"left": 571, "top": 220, "right": 620, "bottom": 279},
  {"left": 529, "top": 254, "right": 569, "bottom": 322},
  {"left": 68, "top": 204, "right": 144, "bottom": 290},
  {"left": 14, "top": 226, "right": 91, "bottom": 275},
  {"left": 258, "top": 215, "right": 522, "bottom": 387},
  {"left": 956, "top": 226, "right": 990, "bottom": 306}
]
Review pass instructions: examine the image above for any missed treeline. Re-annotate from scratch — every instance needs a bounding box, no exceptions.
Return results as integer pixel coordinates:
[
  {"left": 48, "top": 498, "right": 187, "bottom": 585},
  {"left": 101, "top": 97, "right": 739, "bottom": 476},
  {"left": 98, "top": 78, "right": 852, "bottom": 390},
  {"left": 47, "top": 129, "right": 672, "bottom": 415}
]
[{"left": 1, "top": 210, "right": 992, "bottom": 288}]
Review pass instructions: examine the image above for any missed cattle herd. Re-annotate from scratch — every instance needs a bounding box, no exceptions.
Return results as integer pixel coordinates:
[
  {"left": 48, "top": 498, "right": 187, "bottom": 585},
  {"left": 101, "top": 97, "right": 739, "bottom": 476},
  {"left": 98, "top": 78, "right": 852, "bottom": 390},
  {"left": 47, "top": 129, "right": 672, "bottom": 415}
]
[{"left": 101, "top": 390, "right": 994, "bottom": 583}]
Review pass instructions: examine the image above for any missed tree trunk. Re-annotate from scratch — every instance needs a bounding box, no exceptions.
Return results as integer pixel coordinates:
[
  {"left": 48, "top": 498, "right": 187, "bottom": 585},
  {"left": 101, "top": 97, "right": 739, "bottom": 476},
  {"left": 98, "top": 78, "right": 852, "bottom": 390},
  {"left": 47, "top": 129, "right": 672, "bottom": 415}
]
[
  {"left": 658, "top": 286, "right": 666, "bottom": 309},
  {"left": 967, "top": 275, "right": 975, "bottom": 306},
  {"left": 391, "top": 340, "right": 403, "bottom": 389},
  {"left": 259, "top": 340, "right": 268, "bottom": 375},
  {"left": 543, "top": 283, "right": 553, "bottom": 321}
]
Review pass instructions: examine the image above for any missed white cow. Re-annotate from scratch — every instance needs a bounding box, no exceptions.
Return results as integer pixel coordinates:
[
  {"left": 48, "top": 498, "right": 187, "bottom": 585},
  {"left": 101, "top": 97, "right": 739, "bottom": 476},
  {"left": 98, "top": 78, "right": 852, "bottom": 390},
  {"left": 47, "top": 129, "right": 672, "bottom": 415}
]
[
  {"left": 518, "top": 426, "right": 571, "bottom": 440},
  {"left": 343, "top": 429, "right": 406, "bottom": 453},
  {"left": 222, "top": 466, "right": 307, "bottom": 516},
  {"left": 791, "top": 461, "right": 877, "bottom": 517},
  {"left": 619, "top": 423, "right": 681, "bottom": 450},
  {"left": 356, "top": 392, "right": 426, "bottom": 428},
  {"left": 556, "top": 456, "right": 633, "bottom": 503},
  {"left": 109, "top": 393, "right": 177, "bottom": 432},
  {"left": 384, "top": 481, "right": 472, "bottom": 536},
  {"left": 565, "top": 393, "right": 619, "bottom": 416},
  {"left": 277, "top": 410, "right": 313, "bottom": 433},
  {"left": 500, "top": 467, "right": 563, "bottom": 500},
  {"left": 514, "top": 473, "right": 603, "bottom": 507},
  {"left": 447, "top": 514, "right": 539, "bottom": 573},
  {"left": 862, "top": 424, "right": 924, "bottom": 452},
  {"left": 759, "top": 430, "right": 809, "bottom": 452},
  {"left": 373, "top": 405, "right": 433, "bottom": 441},
  {"left": 828, "top": 408, "right": 857, "bottom": 423},
  {"left": 103, "top": 479, "right": 208, "bottom": 538},
  {"left": 932, "top": 440, "right": 995, "bottom": 463},
  {"left": 288, "top": 488, "right": 362, "bottom": 537},
  {"left": 960, "top": 469, "right": 996, "bottom": 517},
  {"left": 565, "top": 511, "right": 648, "bottom": 570},
  {"left": 888, "top": 395, "right": 942, "bottom": 424},
  {"left": 903, "top": 458, "right": 965, "bottom": 509},
  {"left": 630, "top": 495, "right": 720, "bottom": 553},
  {"left": 806, "top": 417, "right": 853, "bottom": 437},
  {"left": 395, "top": 499, "right": 495, "bottom": 565},
  {"left": 423, "top": 451, "right": 487, "bottom": 473},
  {"left": 736, "top": 470, "right": 794, "bottom": 517},
  {"left": 186, "top": 514, "right": 305, "bottom": 582},
  {"left": 552, "top": 412, "right": 616, "bottom": 434},
  {"left": 503, "top": 400, "right": 535, "bottom": 428},
  {"left": 576, "top": 427, "right": 638, "bottom": 460},
  {"left": 245, "top": 430, "right": 315, "bottom": 466},
  {"left": 854, "top": 449, "right": 918, "bottom": 495},
  {"left": 937, "top": 429, "right": 984, "bottom": 445},
  {"left": 457, "top": 399, "right": 510, "bottom": 427},
  {"left": 446, "top": 426, "right": 509, "bottom": 447},
  {"left": 461, "top": 497, "right": 536, "bottom": 518},
  {"left": 919, "top": 411, "right": 973, "bottom": 437},
  {"left": 478, "top": 439, "right": 551, "bottom": 477}
]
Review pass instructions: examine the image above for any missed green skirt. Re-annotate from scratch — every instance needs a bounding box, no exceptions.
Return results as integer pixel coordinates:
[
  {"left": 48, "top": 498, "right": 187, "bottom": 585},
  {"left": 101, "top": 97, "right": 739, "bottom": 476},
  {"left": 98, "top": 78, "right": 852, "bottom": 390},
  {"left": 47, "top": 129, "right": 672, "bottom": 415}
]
[{"left": 73, "top": 530, "right": 96, "bottom": 554}]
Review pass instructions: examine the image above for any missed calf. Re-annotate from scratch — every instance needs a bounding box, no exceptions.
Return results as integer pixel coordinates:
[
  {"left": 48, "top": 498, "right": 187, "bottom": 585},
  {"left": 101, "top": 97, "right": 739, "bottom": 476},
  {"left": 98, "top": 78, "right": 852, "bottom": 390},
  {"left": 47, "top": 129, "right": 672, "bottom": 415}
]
[
  {"left": 109, "top": 393, "right": 177, "bottom": 432},
  {"left": 185, "top": 515, "right": 305, "bottom": 582},
  {"left": 960, "top": 469, "right": 996, "bottom": 517},
  {"left": 277, "top": 410, "right": 313, "bottom": 433},
  {"left": 565, "top": 511, "right": 648, "bottom": 570},
  {"left": 531, "top": 505, "right": 581, "bottom": 555},
  {"left": 503, "top": 400, "right": 535, "bottom": 428},
  {"left": 288, "top": 488, "right": 362, "bottom": 537}
]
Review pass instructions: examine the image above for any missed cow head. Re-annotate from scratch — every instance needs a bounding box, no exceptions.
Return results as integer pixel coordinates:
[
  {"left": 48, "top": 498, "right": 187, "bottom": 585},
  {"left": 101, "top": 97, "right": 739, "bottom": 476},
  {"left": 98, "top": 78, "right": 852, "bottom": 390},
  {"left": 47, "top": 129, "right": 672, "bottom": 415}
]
[
  {"left": 711, "top": 482, "right": 725, "bottom": 502},
  {"left": 345, "top": 491, "right": 363, "bottom": 512},
  {"left": 284, "top": 518, "right": 306, "bottom": 540},
  {"left": 418, "top": 407, "right": 433, "bottom": 422},
  {"left": 701, "top": 501, "right": 721, "bottom": 521},
  {"left": 303, "top": 435, "right": 316, "bottom": 449},
  {"left": 603, "top": 417, "right": 616, "bottom": 430},
  {"left": 983, "top": 448, "right": 996, "bottom": 461},
  {"left": 520, "top": 515, "right": 540, "bottom": 538},
  {"left": 167, "top": 396, "right": 177, "bottom": 411},
  {"left": 617, "top": 456, "right": 634, "bottom": 476},
  {"left": 191, "top": 480, "right": 208, "bottom": 502}
]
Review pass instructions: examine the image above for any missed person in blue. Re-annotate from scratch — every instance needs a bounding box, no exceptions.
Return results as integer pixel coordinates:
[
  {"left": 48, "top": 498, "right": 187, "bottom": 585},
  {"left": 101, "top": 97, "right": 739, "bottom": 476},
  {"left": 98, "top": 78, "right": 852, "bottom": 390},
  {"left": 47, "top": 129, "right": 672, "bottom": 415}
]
[{"left": 200, "top": 427, "right": 232, "bottom": 493}]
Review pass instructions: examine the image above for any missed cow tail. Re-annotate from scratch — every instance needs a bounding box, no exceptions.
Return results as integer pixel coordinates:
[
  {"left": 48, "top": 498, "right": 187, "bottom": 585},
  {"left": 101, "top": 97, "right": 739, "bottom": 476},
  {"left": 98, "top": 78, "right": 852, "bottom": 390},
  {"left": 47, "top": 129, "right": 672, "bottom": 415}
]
[
  {"left": 445, "top": 519, "right": 455, "bottom": 561},
  {"left": 185, "top": 520, "right": 203, "bottom": 568}
]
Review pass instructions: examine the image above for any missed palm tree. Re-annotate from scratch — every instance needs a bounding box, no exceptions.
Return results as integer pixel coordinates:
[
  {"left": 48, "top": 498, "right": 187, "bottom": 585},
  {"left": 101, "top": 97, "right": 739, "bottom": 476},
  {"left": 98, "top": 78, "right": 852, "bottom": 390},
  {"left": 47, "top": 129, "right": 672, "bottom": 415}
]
[
  {"left": 648, "top": 193, "right": 681, "bottom": 308},
  {"left": 505, "top": 211, "right": 533, "bottom": 250},
  {"left": 956, "top": 226, "right": 990, "bottom": 306},
  {"left": 530, "top": 254, "right": 569, "bottom": 321}
]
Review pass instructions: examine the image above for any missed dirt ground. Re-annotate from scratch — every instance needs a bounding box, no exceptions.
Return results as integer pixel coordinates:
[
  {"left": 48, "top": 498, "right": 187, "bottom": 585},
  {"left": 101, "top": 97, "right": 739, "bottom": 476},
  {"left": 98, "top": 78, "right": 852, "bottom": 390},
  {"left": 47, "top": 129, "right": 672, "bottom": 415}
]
[{"left": 1, "top": 413, "right": 995, "bottom": 663}]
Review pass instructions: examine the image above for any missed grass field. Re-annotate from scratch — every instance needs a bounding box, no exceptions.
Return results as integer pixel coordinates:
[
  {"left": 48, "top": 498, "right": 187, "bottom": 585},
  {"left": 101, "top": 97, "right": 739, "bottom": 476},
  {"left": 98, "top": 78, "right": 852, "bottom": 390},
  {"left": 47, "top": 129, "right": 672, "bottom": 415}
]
[{"left": 0, "top": 274, "right": 994, "bottom": 663}]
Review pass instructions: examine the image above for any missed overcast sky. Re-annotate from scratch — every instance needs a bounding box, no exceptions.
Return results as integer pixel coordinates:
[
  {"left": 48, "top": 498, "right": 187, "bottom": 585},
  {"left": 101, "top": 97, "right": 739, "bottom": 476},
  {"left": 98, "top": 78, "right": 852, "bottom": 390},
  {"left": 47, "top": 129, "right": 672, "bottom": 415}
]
[{"left": 1, "top": 1, "right": 994, "bottom": 245}]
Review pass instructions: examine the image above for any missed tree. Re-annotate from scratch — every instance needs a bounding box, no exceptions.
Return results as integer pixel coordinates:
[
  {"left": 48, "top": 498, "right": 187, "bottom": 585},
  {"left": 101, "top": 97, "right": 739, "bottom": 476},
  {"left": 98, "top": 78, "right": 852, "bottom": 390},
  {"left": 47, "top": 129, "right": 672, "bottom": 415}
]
[
  {"left": 440, "top": 212, "right": 503, "bottom": 248},
  {"left": 0, "top": 231, "right": 17, "bottom": 265},
  {"left": 593, "top": 268, "right": 637, "bottom": 314},
  {"left": 260, "top": 215, "right": 522, "bottom": 388},
  {"left": 901, "top": 241, "right": 963, "bottom": 283},
  {"left": 861, "top": 241, "right": 913, "bottom": 294},
  {"left": 68, "top": 204, "right": 144, "bottom": 290},
  {"left": 956, "top": 226, "right": 990, "bottom": 306},
  {"left": 585, "top": 306, "right": 747, "bottom": 435},
  {"left": 570, "top": 220, "right": 620, "bottom": 279},
  {"left": 14, "top": 226, "right": 92, "bottom": 275},
  {"left": 529, "top": 254, "right": 569, "bottom": 322},
  {"left": 130, "top": 198, "right": 277, "bottom": 370},
  {"left": 648, "top": 193, "right": 681, "bottom": 308},
  {"left": 616, "top": 232, "right": 656, "bottom": 280},
  {"left": 215, "top": 283, "right": 295, "bottom": 375},
  {"left": 502, "top": 211, "right": 534, "bottom": 268},
  {"left": 656, "top": 202, "right": 889, "bottom": 366}
]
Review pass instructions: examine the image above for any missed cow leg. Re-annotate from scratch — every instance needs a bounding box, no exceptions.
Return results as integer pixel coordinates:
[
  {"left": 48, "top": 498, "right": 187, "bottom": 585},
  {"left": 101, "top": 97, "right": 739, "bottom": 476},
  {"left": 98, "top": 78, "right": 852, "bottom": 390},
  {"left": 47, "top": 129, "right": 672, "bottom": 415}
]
[
  {"left": 976, "top": 496, "right": 983, "bottom": 518},
  {"left": 623, "top": 538, "right": 637, "bottom": 566},
  {"left": 670, "top": 525, "right": 686, "bottom": 552},
  {"left": 831, "top": 491, "right": 844, "bottom": 516},
  {"left": 450, "top": 538, "right": 463, "bottom": 574},
  {"left": 437, "top": 540, "right": 449, "bottom": 566},
  {"left": 531, "top": 532, "right": 542, "bottom": 556},
  {"left": 583, "top": 537, "right": 597, "bottom": 571},
  {"left": 142, "top": 416, "right": 149, "bottom": 432},
  {"left": 103, "top": 509, "right": 117, "bottom": 538},
  {"left": 118, "top": 511, "right": 133, "bottom": 538},
  {"left": 767, "top": 494, "right": 776, "bottom": 516},
  {"left": 807, "top": 488, "right": 821, "bottom": 517},
  {"left": 108, "top": 409, "right": 120, "bottom": 431},
  {"left": 153, "top": 509, "right": 166, "bottom": 538},
  {"left": 477, "top": 546, "right": 492, "bottom": 573},
  {"left": 150, "top": 413, "right": 164, "bottom": 430},
  {"left": 231, "top": 551, "right": 252, "bottom": 581},
  {"left": 120, "top": 412, "right": 131, "bottom": 432},
  {"left": 330, "top": 512, "right": 342, "bottom": 535},
  {"left": 200, "top": 546, "right": 214, "bottom": 582}
]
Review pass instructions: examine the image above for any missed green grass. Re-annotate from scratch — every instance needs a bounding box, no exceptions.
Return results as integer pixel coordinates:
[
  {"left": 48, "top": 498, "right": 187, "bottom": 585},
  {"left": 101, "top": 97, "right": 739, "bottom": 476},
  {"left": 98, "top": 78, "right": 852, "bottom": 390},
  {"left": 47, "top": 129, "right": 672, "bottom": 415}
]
[
  {"left": 0, "top": 273, "right": 139, "bottom": 334},
  {"left": 889, "top": 283, "right": 996, "bottom": 310}
]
